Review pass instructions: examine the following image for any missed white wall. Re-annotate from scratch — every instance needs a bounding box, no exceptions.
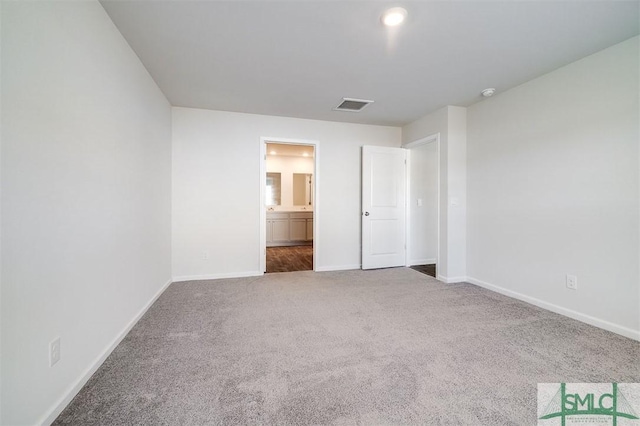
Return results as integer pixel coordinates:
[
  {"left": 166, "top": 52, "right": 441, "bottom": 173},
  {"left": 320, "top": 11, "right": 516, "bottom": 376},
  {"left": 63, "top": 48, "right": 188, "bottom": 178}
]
[
  {"left": 1, "top": 2, "right": 172, "bottom": 424},
  {"left": 266, "top": 154, "right": 314, "bottom": 210},
  {"left": 0, "top": 0, "right": 3, "bottom": 420},
  {"left": 446, "top": 107, "right": 467, "bottom": 279},
  {"left": 402, "top": 106, "right": 468, "bottom": 282},
  {"left": 172, "top": 107, "right": 401, "bottom": 279},
  {"left": 407, "top": 142, "right": 438, "bottom": 265},
  {"left": 466, "top": 36, "right": 639, "bottom": 339}
]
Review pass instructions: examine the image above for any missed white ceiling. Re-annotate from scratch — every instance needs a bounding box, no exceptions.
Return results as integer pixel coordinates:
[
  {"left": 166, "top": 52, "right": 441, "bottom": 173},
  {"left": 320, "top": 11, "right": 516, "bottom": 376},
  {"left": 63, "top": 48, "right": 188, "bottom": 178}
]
[
  {"left": 267, "top": 143, "right": 315, "bottom": 157},
  {"left": 101, "top": 1, "right": 639, "bottom": 127}
]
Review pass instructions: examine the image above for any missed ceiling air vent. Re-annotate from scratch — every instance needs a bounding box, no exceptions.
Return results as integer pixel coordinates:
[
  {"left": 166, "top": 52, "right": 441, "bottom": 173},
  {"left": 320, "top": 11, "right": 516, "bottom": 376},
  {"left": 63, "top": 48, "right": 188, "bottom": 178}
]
[{"left": 334, "top": 98, "right": 374, "bottom": 112}]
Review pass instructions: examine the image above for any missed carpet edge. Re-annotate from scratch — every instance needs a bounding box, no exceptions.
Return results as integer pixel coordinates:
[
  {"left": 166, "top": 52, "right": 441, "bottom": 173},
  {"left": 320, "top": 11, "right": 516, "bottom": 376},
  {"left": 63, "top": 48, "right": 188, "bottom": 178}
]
[
  {"left": 467, "top": 276, "right": 640, "bottom": 341},
  {"left": 39, "top": 278, "right": 173, "bottom": 426}
]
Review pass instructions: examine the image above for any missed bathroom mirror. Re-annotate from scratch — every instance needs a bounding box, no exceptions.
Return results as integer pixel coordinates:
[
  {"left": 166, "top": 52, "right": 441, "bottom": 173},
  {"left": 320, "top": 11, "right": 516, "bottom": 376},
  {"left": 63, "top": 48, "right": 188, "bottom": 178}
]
[
  {"left": 266, "top": 172, "right": 281, "bottom": 206},
  {"left": 293, "top": 173, "right": 313, "bottom": 206}
]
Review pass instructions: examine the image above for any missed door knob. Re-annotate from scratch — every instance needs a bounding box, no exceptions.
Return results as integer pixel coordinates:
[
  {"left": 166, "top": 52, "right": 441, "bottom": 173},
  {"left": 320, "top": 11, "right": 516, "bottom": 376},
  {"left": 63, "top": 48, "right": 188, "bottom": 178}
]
[{"left": 364, "top": 212, "right": 370, "bottom": 216}]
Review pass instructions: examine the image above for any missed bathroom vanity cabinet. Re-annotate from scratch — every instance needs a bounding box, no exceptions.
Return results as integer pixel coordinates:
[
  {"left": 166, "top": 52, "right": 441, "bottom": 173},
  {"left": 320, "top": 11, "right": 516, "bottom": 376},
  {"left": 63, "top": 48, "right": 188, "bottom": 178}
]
[{"left": 266, "top": 211, "right": 313, "bottom": 246}]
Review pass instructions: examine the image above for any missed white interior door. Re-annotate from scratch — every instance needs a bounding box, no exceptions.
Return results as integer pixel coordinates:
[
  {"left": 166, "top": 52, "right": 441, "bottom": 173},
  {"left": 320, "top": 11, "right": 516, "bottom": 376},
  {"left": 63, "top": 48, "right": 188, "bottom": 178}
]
[{"left": 362, "top": 146, "right": 407, "bottom": 269}]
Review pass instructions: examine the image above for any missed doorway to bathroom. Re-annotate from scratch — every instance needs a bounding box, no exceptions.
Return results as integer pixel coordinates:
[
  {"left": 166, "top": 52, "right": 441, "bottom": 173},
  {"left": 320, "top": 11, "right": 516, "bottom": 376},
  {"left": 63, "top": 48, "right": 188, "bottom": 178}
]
[{"left": 259, "top": 138, "right": 318, "bottom": 273}]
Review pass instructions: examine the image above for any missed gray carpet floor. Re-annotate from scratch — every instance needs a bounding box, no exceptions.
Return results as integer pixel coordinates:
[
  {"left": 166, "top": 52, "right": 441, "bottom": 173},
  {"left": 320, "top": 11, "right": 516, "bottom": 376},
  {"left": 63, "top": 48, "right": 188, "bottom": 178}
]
[{"left": 54, "top": 268, "right": 639, "bottom": 425}]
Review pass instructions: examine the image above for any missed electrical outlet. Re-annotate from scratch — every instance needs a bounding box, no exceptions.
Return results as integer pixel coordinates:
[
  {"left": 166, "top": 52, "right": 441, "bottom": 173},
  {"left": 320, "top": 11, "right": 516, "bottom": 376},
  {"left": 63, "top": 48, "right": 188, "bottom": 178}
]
[
  {"left": 566, "top": 275, "right": 578, "bottom": 290},
  {"left": 50, "top": 337, "right": 61, "bottom": 367},
  {"left": 202, "top": 250, "right": 209, "bottom": 260}
]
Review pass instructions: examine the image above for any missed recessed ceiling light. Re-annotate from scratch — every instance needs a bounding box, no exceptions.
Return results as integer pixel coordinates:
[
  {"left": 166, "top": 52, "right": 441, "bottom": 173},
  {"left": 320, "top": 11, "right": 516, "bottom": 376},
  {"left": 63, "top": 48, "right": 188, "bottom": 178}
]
[
  {"left": 270, "top": 150, "right": 277, "bottom": 155},
  {"left": 381, "top": 7, "right": 408, "bottom": 27},
  {"left": 302, "top": 152, "right": 309, "bottom": 157},
  {"left": 481, "top": 88, "right": 496, "bottom": 97}
]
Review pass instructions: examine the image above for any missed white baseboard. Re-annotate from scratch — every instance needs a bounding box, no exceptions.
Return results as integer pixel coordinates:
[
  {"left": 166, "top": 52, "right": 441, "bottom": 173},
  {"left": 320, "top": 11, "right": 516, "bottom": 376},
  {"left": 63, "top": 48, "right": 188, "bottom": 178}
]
[
  {"left": 437, "top": 274, "right": 466, "bottom": 283},
  {"left": 315, "top": 264, "right": 361, "bottom": 272},
  {"left": 172, "top": 270, "right": 263, "bottom": 282},
  {"left": 407, "top": 258, "right": 437, "bottom": 267},
  {"left": 40, "top": 278, "right": 173, "bottom": 426},
  {"left": 466, "top": 276, "right": 640, "bottom": 342}
]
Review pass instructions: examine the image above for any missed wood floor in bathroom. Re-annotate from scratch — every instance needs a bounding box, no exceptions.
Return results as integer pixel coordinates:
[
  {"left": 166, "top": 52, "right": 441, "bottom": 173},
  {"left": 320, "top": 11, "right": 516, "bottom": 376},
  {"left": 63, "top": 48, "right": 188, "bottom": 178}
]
[{"left": 266, "top": 245, "right": 313, "bottom": 273}]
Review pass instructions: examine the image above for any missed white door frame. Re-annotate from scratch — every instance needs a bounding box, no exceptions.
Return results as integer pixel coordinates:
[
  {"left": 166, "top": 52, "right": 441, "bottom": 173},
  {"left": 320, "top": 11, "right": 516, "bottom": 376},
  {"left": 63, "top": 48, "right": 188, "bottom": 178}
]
[
  {"left": 403, "top": 133, "right": 440, "bottom": 272},
  {"left": 259, "top": 137, "right": 320, "bottom": 273}
]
